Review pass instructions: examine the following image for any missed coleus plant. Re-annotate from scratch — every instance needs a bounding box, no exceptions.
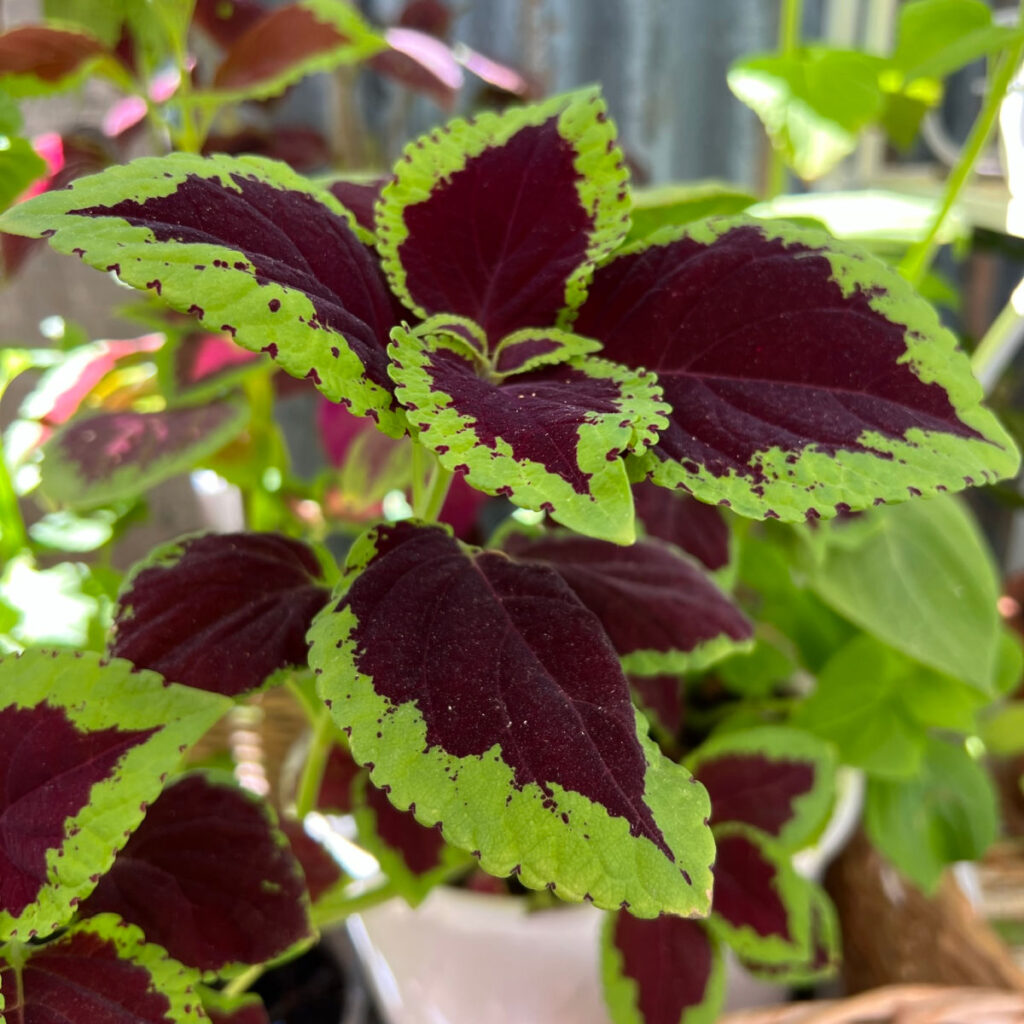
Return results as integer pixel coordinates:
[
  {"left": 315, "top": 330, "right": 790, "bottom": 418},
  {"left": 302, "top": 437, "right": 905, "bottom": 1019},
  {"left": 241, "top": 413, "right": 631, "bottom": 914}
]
[{"left": 0, "top": 84, "right": 1017, "bottom": 1023}]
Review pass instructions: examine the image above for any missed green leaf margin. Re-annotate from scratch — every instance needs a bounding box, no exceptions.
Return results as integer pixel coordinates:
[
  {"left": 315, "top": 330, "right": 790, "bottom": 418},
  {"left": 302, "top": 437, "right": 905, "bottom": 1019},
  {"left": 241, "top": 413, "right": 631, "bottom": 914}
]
[
  {"left": 629, "top": 216, "right": 1019, "bottom": 521},
  {"left": 376, "top": 87, "right": 630, "bottom": 328},
  {"left": 308, "top": 523, "right": 716, "bottom": 918},
  {"left": 0, "top": 649, "right": 230, "bottom": 943}
]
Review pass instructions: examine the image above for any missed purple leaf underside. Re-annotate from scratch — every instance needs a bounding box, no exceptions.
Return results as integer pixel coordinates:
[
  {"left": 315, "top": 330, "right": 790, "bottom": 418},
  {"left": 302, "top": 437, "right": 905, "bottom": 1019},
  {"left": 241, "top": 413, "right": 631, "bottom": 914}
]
[
  {"left": 696, "top": 752, "right": 816, "bottom": 836},
  {"left": 0, "top": 929, "right": 178, "bottom": 1024},
  {"left": 390, "top": 117, "right": 598, "bottom": 343},
  {"left": 633, "top": 481, "right": 730, "bottom": 572},
  {"left": 0, "top": 702, "right": 155, "bottom": 922},
  {"left": 111, "top": 532, "right": 329, "bottom": 697},
  {"left": 575, "top": 224, "right": 980, "bottom": 498},
  {"left": 337, "top": 521, "right": 672, "bottom": 855},
  {"left": 70, "top": 169, "right": 404, "bottom": 403},
  {"left": 503, "top": 532, "right": 752, "bottom": 663},
  {"left": 613, "top": 912, "right": 717, "bottom": 1024},
  {"left": 81, "top": 774, "right": 311, "bottom": 972},
  {"left": 213, "top": 4, "right": 349, "bottom": 90},
  {"left": 52, "top": 403, "right": 240, "bottom": 484}
]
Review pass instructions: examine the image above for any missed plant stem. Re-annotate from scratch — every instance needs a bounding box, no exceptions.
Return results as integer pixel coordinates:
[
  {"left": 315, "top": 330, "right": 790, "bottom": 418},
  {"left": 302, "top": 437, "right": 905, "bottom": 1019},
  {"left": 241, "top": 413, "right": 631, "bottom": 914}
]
[
  {"left": 311, "top": 878, "right": 401, "bottom": 929},
  {"left": 295, "top": 708, "right": 335, "bottom": 819},
  {"left": 767, "top": 0, "right": 803, "bottom": 197},
  {"left": 413, "top": 448, "right": 454, "bottom": 523},
  {"left": 900, "top": 5, "right": 1024, "bottom": 287},
  {"left": 223, "top": 962, "right": 265, "bottom": 999},
  {"left": 971, "top": 279, "right": 1024, "bottom": 393},
  {"left": 0, "top": 453, "right": 27, "bottom": 563}
]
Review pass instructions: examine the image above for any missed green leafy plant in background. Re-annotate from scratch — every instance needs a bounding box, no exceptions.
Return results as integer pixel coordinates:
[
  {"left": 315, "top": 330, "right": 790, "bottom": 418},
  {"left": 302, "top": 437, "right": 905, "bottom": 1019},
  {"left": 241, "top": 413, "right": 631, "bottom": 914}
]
[{"left": 0, "top": 1, "right": 1022, "bottom": 1023}]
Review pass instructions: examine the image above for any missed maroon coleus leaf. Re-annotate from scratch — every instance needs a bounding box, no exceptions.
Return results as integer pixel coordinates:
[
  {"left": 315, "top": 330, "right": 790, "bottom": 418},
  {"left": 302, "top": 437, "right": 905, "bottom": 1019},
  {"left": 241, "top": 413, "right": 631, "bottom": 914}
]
[
  {"left": 212, "top": 4, "right": 345, "bottom": 90},
  {"left": 708, "top": 826, "right": 817, "bottom": 964},
  {"left": 81, "top": 774, "right": 313, "bottom": 972},
  {"left": 0, "top": 649, "right": 229, "bottom": 945},
  {"left": 57, "top": 155, "right": 407, "bottom": 430},
  {"left": 316, "top": 743, "right": 361, "bottom": 814},
  {"left": 377, "top": 89, "right": 628, "bottom": 348},
  {"left": 689, "top": 727, "right": 837, "bottom": 851},
  {"left": 602, "top": 912, "right": 724, "bottom": 1024},
  {"left": 0, "top": 916, "right": 205, "bottom": 1023},
  {"left": 630, "top": 674, "right": 684, "bottom": 737},
  {"left": 739, "top": 885, "right": 841, "bottom": 984},
  {"left": 360, "top": 775, "right": 447, "bottom": 877},
  {"left": 39, "top": 400, "right": 248, "bottom": 509},
  {"left": 280, "top": 820, "right": 344, "bottom": 903},
  {"left": 389, "top": 327, "right": 665, "bottom": 543},
  {"left": 398, "top": 0, "right": 453, "bottom": 37},
  {"left": 111, "top": 532, "right": 330, "bottom": 697},
  {"left": 633, "top": 481, "right": 731, "bottom": 573},
  {"left": 309, "top": 520, "right": 715, "bottom": 916},
  {"left": 327, "top": 177, "right": 390, "bottom": 233},
  {"left": 192, "top": 0, "right": 267, "bottom": 50},
  {"left": 574, "top": 218, "right": 1016, "bottom": 520},
  {"left": 370, "top": 27, "right": 463, "bottom": 108},
  {"left": 203, "top": 125, "right": 332, "bottom": 173},
  {"left": 503, "top": 531, "right": 752, "bottom": 675},
  {"left": 0, "top": 26, "right": 107, "bottom": 85},
  {"left": 0, "top": 702, "right": 157, "bottom": 924}
]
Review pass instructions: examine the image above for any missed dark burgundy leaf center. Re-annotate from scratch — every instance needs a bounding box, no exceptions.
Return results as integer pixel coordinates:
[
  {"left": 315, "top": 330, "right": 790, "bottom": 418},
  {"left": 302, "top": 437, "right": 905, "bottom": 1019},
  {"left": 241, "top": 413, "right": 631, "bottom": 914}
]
[
  {"left": 697, "top": 753, "right": 815, "bottom": 835},
  {"left": 71, "top": 172, "right": 403, "bottom": 394},
  {"left": 423, "top": 348, "right": 622, "bottom": 494},
  {"left": 341, "top": 523, "right": 671, "bottom": 854},
  {"left": 1, "top": 929, "right": 175, "bottom": 1023},
  {"left": 365, "top": 781, "right": 446, "bottom": 876},
  {"left": 613, "top": 913, "right": 715, "bottom": 1024},
  {"left": 60, "top": 404, "right": 238, "bottom": 483},
  {"left": 396, "top": 117, "right": 593, "bottom": 343},
  {"left": 576, "top": 225, "right": 980, "bottom": 483},
  {"left": 0, "top": 703, "right": 156, "bottom": 920},
  {"left": 713, "top": 832, "right": 791, "bottom": 939}
]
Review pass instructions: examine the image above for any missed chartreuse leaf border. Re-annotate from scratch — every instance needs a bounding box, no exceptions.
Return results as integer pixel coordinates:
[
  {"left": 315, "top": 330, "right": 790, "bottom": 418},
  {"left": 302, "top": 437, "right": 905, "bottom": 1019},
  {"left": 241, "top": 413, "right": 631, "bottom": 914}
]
[
  {"left": 707, "top": 824, "right": 816, "bottom": 965},
  {"left": 376, "top": 86, "right": 630, "bottom": 324},
  {"left": 741, "top": 883, "right": 840, "bottom": 985},
  {"left": 620, "top": 621, "right": 753, "bottom": 679},
  {"left": 39, "top": 401, "right": 249, "bottom": 510},
  {"left": 0, "top": 152, "right": 407, "bottom": 436},
  {"left": 4, "top": 913, "right": 205, "bottom": 1022},
  {"left": 351, "top": 769, "right": 472, "bottom": 907},
  {"left": 687, "top": 726, "right": 837, "bottom": 852},
  {"left": 200, "top": 0, "right": 387, "bottom": 106},
  {"left": 308, "top": 527, "right": 715, "bottom": 918},
  {"left": 389, "top": 325, "right": 668, "bottom": 545},
  {"left": 600, "top": 912, "right": 726, "bottom": 1024},
  {"left": 632, "top": 217, "right": 1019, "bottom": 520},
  {"left": 0, "top": 650, "right": 230, "bottom": 943}
]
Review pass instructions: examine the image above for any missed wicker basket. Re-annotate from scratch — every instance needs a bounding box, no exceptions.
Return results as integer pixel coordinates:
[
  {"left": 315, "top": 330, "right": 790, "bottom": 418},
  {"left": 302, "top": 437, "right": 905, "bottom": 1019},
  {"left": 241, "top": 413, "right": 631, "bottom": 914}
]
[{"left": 719, "top": 984, "right": 1024, "bottom": 1023}]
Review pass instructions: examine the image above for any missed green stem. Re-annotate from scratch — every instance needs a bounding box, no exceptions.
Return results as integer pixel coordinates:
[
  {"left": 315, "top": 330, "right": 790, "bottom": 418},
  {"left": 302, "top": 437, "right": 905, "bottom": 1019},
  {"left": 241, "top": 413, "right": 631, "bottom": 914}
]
[
  {"left": 900, "top": 6, "right": 1024, "bottom": 287},
  {"left": 295, "top": 708, "right": 335, "bottom": 819},
  {"left": 767, "top": 0, "right": 803, "bottom": 197},
  {"left": 0, "top": 453, "right": 27, "bottom": 563},
  {"left": 222, "top": 962, "right": 265, "bottom": 999},
  {"left": 971, "top": 280, "right": 1024, "bottom": 393},
  {"left": 412, "top": 447, "right": 454, "bottom": 523},
  {"left": 311, "top": 879, "right": 400, "bottom": 929}
]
